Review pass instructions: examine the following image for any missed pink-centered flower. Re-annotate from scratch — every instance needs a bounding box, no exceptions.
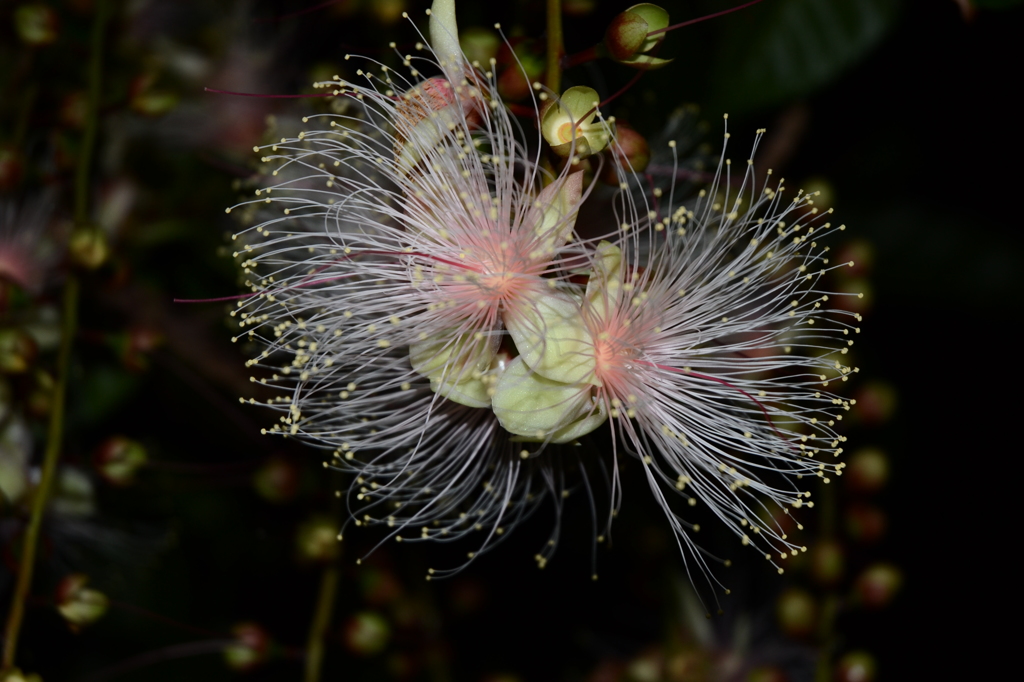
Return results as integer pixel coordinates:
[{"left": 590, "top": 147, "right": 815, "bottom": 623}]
[{"left": 226, "top": 0, "right": 860, "bottom": 585}]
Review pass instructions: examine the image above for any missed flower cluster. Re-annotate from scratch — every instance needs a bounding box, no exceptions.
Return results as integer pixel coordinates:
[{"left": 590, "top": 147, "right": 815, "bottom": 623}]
[{"left": 227, "top": 0, "right": 859, "bottom": 586}]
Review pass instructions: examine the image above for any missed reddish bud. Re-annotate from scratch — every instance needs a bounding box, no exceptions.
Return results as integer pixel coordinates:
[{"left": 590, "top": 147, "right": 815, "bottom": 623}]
[
  {"left": 118, "top": 326, "right": 163, "bottom": 372},
  {"left": 60, "top": 92, "right": 88, "bottom": 129},
  {"left": 601, "top": 124, "right": 650, "bottom": 184},
  {"left": 252, "top": 455, "right": 299, "bottom": 503},
  {"left": 342, "top": 611, "right": 390, "bottom": 656},
  {"left": 56, "top": 573, "right": 109, "bottom": 629},
  {"left": 605, "top": 11, "right": 649, "bottom": 60},
  {"left": 776, "top": 587, "right": 817, "bottom": 639},
  {"left": 844, "top": 503, "right": 887, "bottom": 544},
  {"left": 603, "top": 4, "right": 673, "bottom": 70},
  {"left": 834, "top": 240, "right": 874, "bottom": 278},
  {"left": 0, "top": 147, "right": 24, "bottom": 191},
  {"left": 852, "top": 381, "right": 897, "bottom": 426},
  {"left": 809, "top": 540, "right": 845, "bottom": 587},
  {"left": 845, "top": 448, "right": 889, "bottom": 494},
  {"left": 854, "top": 563, "right": 902, "bottom": 610},
  {"left": 223, "top": 622, "right": 270, "bottom": 671},
  {"left": 14, "top": 4, "right": 59, "bottom": 46},
  {"left": 834, "top": 651, "right": 877, "bottom": 682},
  {"left": 93, "top": 436, "right": 148, "bottom": 486},
  {"left": 359, "top": 566, "right": 402, "bottom": 606}
]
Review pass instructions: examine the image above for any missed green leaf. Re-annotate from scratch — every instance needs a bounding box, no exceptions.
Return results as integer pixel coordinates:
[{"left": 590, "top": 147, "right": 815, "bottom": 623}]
[{"left": 711, "top": 0, "right": 902, "bottom": 112}]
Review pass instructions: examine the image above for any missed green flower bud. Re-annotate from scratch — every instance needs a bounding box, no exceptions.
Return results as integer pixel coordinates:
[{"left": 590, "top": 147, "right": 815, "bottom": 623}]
[
  {"left": 343, "top": 611, "right": 390, "bottom": 656},
  {"left": 604, "top": 4, "right": 673, "bottom": 70},
  {"left": 93, "top": 436, "right": 148, "bottom": 486},
  {"left": 296, "top": 516, "right": 340, "bottom": 563},
  {"left": 491, "top": 356, "right": 606, "bottom": 443},
  {"left": 14, "top": 4, "right": 58, "bottom": 47},
  {"left": 69, "top": 225, "right": 109, "bottom": 270},
  {"left": 541, "top": 86, "right": 613, "bottom": 158},
  {"left": 223, "top": 622, "right": 270, "bottom": 672},
  {"left": 56, "top": 574, "right": 109, "bottom": 629}
]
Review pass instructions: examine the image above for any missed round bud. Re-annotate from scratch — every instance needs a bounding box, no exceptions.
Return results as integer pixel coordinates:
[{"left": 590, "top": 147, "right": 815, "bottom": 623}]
[
  {"left": 460, "top": 27, "right": 501, "bottom": 65},
  {"left": 844, "top": 503, "right": 887, "bottom": 544},
  {"left": 0, "top": 147, "right": 24, "bottom": 192},
  {"left": 69, "top": 225, "right": 109, "bottom": 270},
  {"left": 252, "top": 455, "right": 300, "bottom": 503},
  {"left": 296, "top": 516, "right": 340, "bottom": 562},
  {"left": 844, "top": 448, "right": 889, "bottom": 494},
  {"left": 603, "top": 4, "right": 673, "bottom": 70},
  {"left": 60, "top": 92, "right": 88, "bottom": 129},
  {"left": 834, "top": 650, "right": 877, "bottom": 682},
  {"left": 342, "top": 611, "right": 390, "bottom": 656},
  {"left": 834, "top": 240, "right": 874, "bottom": 278},
  {"left": 776, "top": 587, "right": 817, "bottom": 639},
  {"left": 93, "top": 436, "right": 148, "bottom": 486},
  {"left": 601, "top": 123, "right": 650, "bottom": 185},
  {"left": 851, "top": 381, "right": 897, "bottom": 426},
  {"left": 854, "top": 563, "right": 902, "bottom": 610},
  {"left": 56, "top": 574, "right": 109, "bottom": 629},
  {"left": 14, "top": 4, "right": 59, "bottom": 46},
  {"left": 809, "top": 540, "right": 845, "bottom": 587},
  {"left": 0, "top": 329, "right": 38, "bottom": 374},
  {"left": 223, "top": 622, "right": 270, "bottom": 672},
  {"left": 541, "top": 86, "right": 613, "bottom": 158}
]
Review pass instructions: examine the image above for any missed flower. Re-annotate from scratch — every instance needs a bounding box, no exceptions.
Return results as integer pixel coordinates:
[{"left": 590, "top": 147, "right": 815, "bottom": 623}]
[
  {"left": 230, "top": 0, "right": 597, "bottom": 575},
  {"left": 228, "top": 0, "right": 859, "bottom": 584}
]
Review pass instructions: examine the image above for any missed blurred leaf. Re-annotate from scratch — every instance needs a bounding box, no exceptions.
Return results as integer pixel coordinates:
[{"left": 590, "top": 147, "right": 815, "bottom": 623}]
[{"left": 711, "top": 0, "right": 901, "bottom": 112}]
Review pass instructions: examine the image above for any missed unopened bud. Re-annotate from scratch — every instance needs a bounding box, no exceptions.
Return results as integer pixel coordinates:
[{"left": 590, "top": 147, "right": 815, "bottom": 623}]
[
  {"left": 223, "top": 622, "right": 270, "bottom": 671},
  {"left": 27, "top": 369, "right": 54, "bottom": 417},
  {"left": 14, "top": 4, "right": 59, "bottom": 46},
  {"left": 809, "top": 540, "right": 845, "bottom": 587},
  {"left": 0, "top": 329, "right": 38, "bottom": 374},
  {"left": 69, "top": 225, "right": 109, "bottom": 270},
  {"left": 845, "top": 447, "right": 889, "bottom": 494},
  {"left": 343, "top": 611, "right": 390, "bottom": 656},
  {"left": 835, "top": 651, "right": 877, "bottom": 682},
  {"left": 56, "top": 574, "right": 109, "bottom": 628},
  {"left": 601, "top": 123, "right": 650, "bottom": 184},
  {"left": 253, "top": 455, "right": 300, "bottom": 503},
  {"left": 854, "top": 563, "right": 902, "bottom": 610},
  {"left": 93, "top": 436, "right": 148, "bottom": 486},
  {"left": 776, "top": 587, "right": 817, "bottom": 639},
  {"left": 604, "top": 4, "right": 673, "bottom": 70},
  {"left": 0, "top": 147, "right": 24, "bottom": 192},
  {"left": 296, "top": 516, "right": 340, "bottom": 562},
  {"left": 844, "top": 503, "right": 886, "bottom": 544},
  {"left": 541, "top": 86, "right": 613, "bottom": 158},
  {"left": 461, "top": 27, "right": 500, "bottom": 65},
  {"left": 852, "top": 381, "right": 897, "bottom": 426}
]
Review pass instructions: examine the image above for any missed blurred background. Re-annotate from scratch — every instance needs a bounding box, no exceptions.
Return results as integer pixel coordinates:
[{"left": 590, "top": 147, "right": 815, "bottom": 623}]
[{"left": 1, "top": 0, "right": 1019, "bottom": 680}]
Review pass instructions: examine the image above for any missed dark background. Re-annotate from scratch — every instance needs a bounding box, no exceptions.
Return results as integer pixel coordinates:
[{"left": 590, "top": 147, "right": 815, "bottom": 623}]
[{"left": 1, "top": 0, "right": 1019, "bottom": 680}]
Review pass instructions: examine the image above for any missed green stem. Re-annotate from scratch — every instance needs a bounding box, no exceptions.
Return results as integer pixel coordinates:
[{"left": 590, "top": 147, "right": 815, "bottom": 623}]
[
  {"left": 1, "top": 276, "right": 79, "bottom": 669},
  {"left": 1, "top": 0, "right": 107, "bottom": 670},
  {"left": 304, "top": 563, "right": 339, "bottom": 682},
  {"left": 545, "top": 0, "right": 563, "bottom": 93}
]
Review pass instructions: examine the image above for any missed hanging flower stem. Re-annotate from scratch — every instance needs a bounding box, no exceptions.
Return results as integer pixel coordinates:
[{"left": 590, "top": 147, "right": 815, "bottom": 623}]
[
  {"left": 545, "top": 0, "right": 564, "bottom": 93},
  {"left": 1, "top": 0, "right": 107, "bottom": 671},
  {"left": 304, "top": 498, "right": 342, "bottom": 682}
]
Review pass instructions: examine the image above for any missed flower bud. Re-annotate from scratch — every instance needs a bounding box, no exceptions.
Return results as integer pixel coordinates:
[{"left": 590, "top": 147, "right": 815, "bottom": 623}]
[
  {"left": 0, "top": 147, "right": 24, "bottom": 192},
  {"left": 223, "top": 622, "right": 270, "bottom": 671},
  {"left": 27, "top": 370, "right": 54, "bottom": 417},
  {"left": 541, "top": 86, "right": 613, "bottom": 158},
  {"left": 776, "top": 587, "right": 817, "bottom": 639},
  {"left": 600, "top": 123, "right": 650, "bottom": 185},
  {"left": 809, "top": 540, "right": 845, "bottom": 587},
  {"left": 93, "top": 436, "right": 148, "bottom": 486},
  {"left": 844, "top": 448, "right": 889, "bottom": 494},
  {"left": 56, "top": 574, "right": 109, "bottom": 629},
  {"left": 296, "top": 516, "right": 340, "bottom": 562},
  {"left": 60, "top": 92, "right": 88, "bottom": 129},
  {"left": 604, "top": 4, "right": 673, "bottom": 70},
  {"left": 834, "top": 651, "right": 877, "bottom": 682},
  {"left": 69, "top": 225, "right": 109, "bottom": 270},
  {"left": 252, "top": 455, "right": 299, "bottom": 503},
  {"left": 835, "top": 239, "right": 874, "bottom": 278},
  {"left": 14, "top": 4, "right": 59, "bottom": 46},
  {"left": 746, "top": 666, "right": 787, "bottom": 682},
  {"left": 854, "top": 563, "right": 902, "bottom": 610},
  {"left": 844, "top": 503, "right": 886, "bottom": 544},
  {"left": 343, "top": 611, "right": 390, "bottom": 656},
  {"left": 0, "top": 329, "right": 38, "bottom": 374},
  {"left": 0, "top": 668, "right": 42, "bottom": 682},
  {"left": 851, "top": 381, "right": 897, "bottom": 426}
]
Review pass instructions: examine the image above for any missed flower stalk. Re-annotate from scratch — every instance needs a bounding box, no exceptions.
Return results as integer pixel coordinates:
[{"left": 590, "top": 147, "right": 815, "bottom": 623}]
[
  {"left": 1, "top": 0, "right": 106, "bottom": 671},
  {"left": 546, "top": 0, "right": 564, "bottom": 92}
]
